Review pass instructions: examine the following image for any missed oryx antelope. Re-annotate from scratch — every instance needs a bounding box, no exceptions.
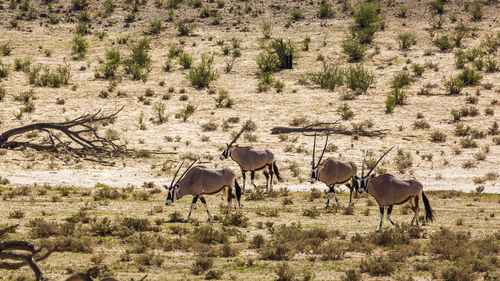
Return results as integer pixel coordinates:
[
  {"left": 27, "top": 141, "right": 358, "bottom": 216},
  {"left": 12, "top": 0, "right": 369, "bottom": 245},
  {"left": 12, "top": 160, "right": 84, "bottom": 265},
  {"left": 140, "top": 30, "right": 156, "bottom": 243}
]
[
  {"left": 310, "top": 133, "right": 358, "bottom": 208},
  {"left": 356, "top": 147, "right": 435, "bottom": 232},
  {"left": 165, "top": 159, "right": 241, "bottom": 221},
  {"left": 220, "top": 120, "right": 282, "bottom": 192}
]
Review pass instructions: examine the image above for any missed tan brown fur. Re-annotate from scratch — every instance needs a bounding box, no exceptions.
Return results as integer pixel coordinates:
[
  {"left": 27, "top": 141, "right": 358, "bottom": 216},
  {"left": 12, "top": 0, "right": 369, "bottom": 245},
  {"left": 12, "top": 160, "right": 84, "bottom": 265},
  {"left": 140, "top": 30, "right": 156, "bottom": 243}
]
[{"left": 316, "top": 157, "right": 358, "bottom": 207}]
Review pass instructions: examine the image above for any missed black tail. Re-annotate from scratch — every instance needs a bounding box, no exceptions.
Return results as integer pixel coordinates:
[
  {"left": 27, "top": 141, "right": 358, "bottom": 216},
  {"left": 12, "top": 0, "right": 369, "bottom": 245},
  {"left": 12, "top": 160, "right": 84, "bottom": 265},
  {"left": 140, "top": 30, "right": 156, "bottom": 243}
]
[
  {"left": 422, "top": 191, "right": 434, "bottom": 222},
  {"left": 234, "top": 179, "right": 241, "bottom": 207},
  {"left": 273, "top": 162, "right": 283, "bottom": 182}
]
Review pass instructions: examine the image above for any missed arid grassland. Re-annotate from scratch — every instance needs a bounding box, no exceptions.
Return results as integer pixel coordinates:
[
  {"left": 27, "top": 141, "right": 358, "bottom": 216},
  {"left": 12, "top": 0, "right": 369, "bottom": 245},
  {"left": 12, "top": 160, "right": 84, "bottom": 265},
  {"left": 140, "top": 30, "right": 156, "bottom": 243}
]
[
  {"left": 0, "top": 0, "right": 499, "bottom": 279},
  {"left": 1, "top": 186, "right": 500, "bottom": 280}
]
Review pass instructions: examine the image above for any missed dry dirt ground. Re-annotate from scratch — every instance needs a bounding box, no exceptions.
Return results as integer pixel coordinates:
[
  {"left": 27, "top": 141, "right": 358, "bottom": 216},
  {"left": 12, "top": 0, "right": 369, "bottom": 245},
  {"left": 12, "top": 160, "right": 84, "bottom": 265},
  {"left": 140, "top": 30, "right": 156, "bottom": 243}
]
[{"left": 0, "top": 0, "right": 499, "bottom": 279}]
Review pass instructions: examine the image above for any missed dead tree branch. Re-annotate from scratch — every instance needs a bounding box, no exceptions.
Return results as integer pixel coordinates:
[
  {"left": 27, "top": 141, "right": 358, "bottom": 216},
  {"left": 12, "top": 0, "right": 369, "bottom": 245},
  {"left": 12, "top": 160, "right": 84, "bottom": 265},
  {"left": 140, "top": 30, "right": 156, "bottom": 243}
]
[
  {"left": 0, "top": 225, "right": 54, "bottom": 281},
  {"left": 0, "top": 107, "right": 127, "bottom": 163},
  {"left": 270, "top": 121, "right": 389, "bottom": 137}
]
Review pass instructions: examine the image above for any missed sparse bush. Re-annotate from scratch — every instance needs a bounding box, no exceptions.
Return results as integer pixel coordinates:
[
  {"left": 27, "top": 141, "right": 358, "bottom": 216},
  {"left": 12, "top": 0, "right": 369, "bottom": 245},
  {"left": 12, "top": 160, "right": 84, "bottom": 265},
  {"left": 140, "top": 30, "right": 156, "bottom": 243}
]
[
  {"left": 214, "top": 89, "right": 233, "bottom": 108},
  {"left": 96, "top": 48, "right": 121, "bottom": 79},
  {"left": 0, "top": 60, "right": 10, "bottom": 78},
  {"left": 391, "top": 71, "right": 412, "bottom": 89},
  {"left": 337, "top": 103, "right": 354, "bottom": 120},
  {"left": 430, "top": 131, "right": 446, "bottom": 143},
  {"left": 123, "top": 38, "right": 152, "bottom": 81},
  {"left": 14, "top": 57, "right": 32, "bottom": 72},
  {"left": 457, "top": 67, "right": 481, "bottom": 86},
  {"left": 153, "top": 102, "right": 167, "bottom": 124},
  {"left": 394, "top": 149, "right": 413, "bottom": 173},
  {"left": 360, "top": 256, "right": 396, "bottom": 276},
  {"left": 468, "top": 1, "right": 483, "bottom": 21},
  {"left": 413, "top": 119, "right": 430, "bottom": 129},
  {"left": 430, "top": 0, "right": 444, "bottom": 14},
  {"left": 411, "top": 64, "right": 425, "bottom": 77},
  {"left": 176, "top": 21, "right": 195, "bottom": 36},
  {"left": 1, "top": 43, "right": 12, "bottom": 56},
  {"left": 268, "top": 38, "right": 294, "bottom": 69},
  {"left": 342, "top": 37, "right": 365, "bottom": 62},
  {"left": 178, "top": 52, "right": 193, "bottom": 69},
  {"left": 0, "top": 85, "right": 6, "bottom": 101},
  {"left": 191, "top": 256, "right": 213, "bottom": 275},
  {"left": 71, "top": 36, "right": 88, "bottom": 60},
  {"left": 397, "top": 32, "right": 416, "bottom": 50},
  {"left": 261, "top": 20, "right": 272, "bottom": 39},
  {"left": 308, "top": 60, "right": 343, "bottom": 90},
  {"left": 180, "top": 103, "right": 197, "bottom": 121},
  {"left": 290, "top": 9, "right": 304, "bottom": 21},
  {"left": 149, "top": 20, "right": 163, "bottom": 34},
  {"left": 460, "top": 136, "right": 478, "bottom": 148},
  {"left": 345, "top": 64, "right": 374, "bottom": 93},
  {"left": 318, "top": 0, "right": 334, "bottom": 18},
  {"left": 433, "top": 35, "right": 453, "bottom": 51},
  {"left": 186, "top": 54, "right": 218, "bottom": 88},
  {"left": 443, "top": 76, "right": 465, "bottom": 95}
]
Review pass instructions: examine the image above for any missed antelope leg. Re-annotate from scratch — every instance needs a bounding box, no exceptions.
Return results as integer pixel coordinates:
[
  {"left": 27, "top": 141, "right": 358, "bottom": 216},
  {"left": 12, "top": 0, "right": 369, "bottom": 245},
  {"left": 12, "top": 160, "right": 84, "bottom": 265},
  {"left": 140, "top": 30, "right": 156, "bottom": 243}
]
[
  {"left": 376, "top": 207, "right": 384, "bottom": 232},
  {"left": 387, "top": 205, "right": 396, "bottom": 226},
  {"left": 263, "top": 170, "right": 270, "bottom": 191},
  {"left": 251, "top": 171, "right": 257, "bottom": 188},
  {"left": 185, "top": 196, "right": 199, "bottom": 222},
  {"left": 241, "top": 170, "right": 246, "bottom": 193},
  {"left": 199, "top": 196, "right": 211, "bottom": 221},
  {"left": 268, "top": 164, "right": 274, "bottom": 191},
  {"left": 348, "top": 184, "right": 353, "bottom": 207}
]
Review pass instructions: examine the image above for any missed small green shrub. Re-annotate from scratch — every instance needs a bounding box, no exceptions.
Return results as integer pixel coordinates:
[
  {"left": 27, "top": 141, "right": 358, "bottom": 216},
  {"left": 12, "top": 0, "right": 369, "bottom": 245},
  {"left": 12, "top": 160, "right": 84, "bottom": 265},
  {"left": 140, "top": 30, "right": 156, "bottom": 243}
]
[
  {"left": 430, "top": 0, "right": 444, "bottom": 14},
  {"left": 261, "top": 20, "right": 272, "bottom": 39},
  {"left": 457, "top": 67, "right": 481, "bottom": 86},
  {"left": 412, "top": 63, "right": 425, "bottom": 76},
  {"left": 149, "top": 19, "right": 163, "bottom": 34},
  {"left": 345, "top": 64, "right": 374, "bottom": 93},
  {"left": 181, "top": 103, "right": 197, "bottom": 121},
  {"left": 290, "top": 9, "right": 304, "bottom": 21},
  {"left": 468, "top": 1, "right": 483, "bottom": 21},
  {"left": 123, "top": 38, "right": 152, "bottom": 81},
  {"left": 308, "top": 60, "right": 343, "bottom": 91},
  {"left": 391, "top": 71, "right": 412, "bottom": 89},
  {"left": 443, "top": 76, "right": 465, "bottom": 95},
  {"left": 96, "top": 48, "right": 121, "bottom": 79},
  {"left": 342, "top": 37, "right": 365, "bottom": 62},
  {"left": 430, "top": 131, "right": 446, "bottom": 143},
  {"left": 318, "top": 0, "right": 334, "bottom": 18},
  {"left": 0, "top": 60, "right": 10, "bottom": 78},
  {"left": 14, "top": 57, "right": 32, "bottom": 72},
  {"left": 178, "top": 52, "right": 193, "bottom": 69},
  {"left": 1, "top": 43, "right": 12, "bottom": 56},
  {"left": 433, "top": 35, "right": 453, "bottom": 51},
  {"left": 397, "top": 32, "right": 416, "bottom": 50},
  {"left": 337, "top": 103, "right": 354, "bottom": 120},
  {"left": 360, "top": 256, "right": 396, "bottom": 276},
  {"left": 176, "top": 21, "right": 195, "bottom": 36},
  {"left": 71, "top": 36, "right": 88, "bottom": 60},
  {"left": 186, "top": 54, "right": 218, "bottom": 88}
]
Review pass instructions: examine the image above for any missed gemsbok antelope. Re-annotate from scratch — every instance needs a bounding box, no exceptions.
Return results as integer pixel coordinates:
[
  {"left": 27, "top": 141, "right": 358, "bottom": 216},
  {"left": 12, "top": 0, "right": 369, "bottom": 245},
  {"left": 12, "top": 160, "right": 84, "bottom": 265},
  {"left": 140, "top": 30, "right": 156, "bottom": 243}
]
[
  {"left": 355, "top": 147, "right": 435, "bottom": 232},
  {"left": 165, "top": 159, "right": 241, "bottom": 221},
  {"left": 310, "top": 133, "right": 359, "bottom": 208},
  {"left": 220, "top": 120, "right": 282, "bottom": 192}
]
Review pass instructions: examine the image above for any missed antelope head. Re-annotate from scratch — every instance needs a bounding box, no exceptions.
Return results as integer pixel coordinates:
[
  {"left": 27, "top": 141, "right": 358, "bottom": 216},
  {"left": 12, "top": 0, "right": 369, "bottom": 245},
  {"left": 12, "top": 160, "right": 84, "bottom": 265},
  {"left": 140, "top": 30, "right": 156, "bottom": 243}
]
[
  {"left": 357, "top": 147, "right": 394, "bottom": 194},
  {"left": 220, "top": 120, "right": 251, "bottom": 160},
  {"left": 310, "top": 132, "right": 329, "bottom": 184},
  {"left": 165, "top": 159, "right": 197, "bottom": 205}
]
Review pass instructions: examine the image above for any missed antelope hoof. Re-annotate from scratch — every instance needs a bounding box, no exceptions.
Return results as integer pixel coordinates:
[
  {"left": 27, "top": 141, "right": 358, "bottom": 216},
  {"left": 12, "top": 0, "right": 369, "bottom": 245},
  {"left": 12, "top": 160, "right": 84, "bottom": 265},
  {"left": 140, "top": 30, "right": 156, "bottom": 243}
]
[
  {"left": 183, "top": 218, "right": 189, "bottom": 223},
  {"left": 376, "top": 228, "right": 382, "bottom": 233},
  {"left": 325, "top": 204, "right": 330, "bottom": 209}
]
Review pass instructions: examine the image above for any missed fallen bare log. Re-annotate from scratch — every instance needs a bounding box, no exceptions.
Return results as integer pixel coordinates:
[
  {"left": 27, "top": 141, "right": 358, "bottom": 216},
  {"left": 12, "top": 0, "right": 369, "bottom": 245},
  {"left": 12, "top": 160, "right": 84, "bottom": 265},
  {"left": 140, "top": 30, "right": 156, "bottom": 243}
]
[
  {"left": 0, "top": 107, "right": 127, "bottom": 164},
  {"left": 270, "top": 122, "right": 389, "bottom": 137}
]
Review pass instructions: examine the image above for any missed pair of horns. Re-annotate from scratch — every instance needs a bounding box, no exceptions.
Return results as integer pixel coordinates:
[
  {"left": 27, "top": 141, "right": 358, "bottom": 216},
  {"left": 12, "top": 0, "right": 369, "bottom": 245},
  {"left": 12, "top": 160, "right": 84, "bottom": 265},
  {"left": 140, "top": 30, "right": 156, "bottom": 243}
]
[
  {"left": 228, "top": 119, "right": 252, "bottom": 147},
  {"left": 312, "top": 132, "right": 329, "bottom": 167},
  {"left": 362, "top": 146, "right": 395, "bottom": 178},
  {"left": 168, "top": 159, "right": 198, "bottom": 189}
]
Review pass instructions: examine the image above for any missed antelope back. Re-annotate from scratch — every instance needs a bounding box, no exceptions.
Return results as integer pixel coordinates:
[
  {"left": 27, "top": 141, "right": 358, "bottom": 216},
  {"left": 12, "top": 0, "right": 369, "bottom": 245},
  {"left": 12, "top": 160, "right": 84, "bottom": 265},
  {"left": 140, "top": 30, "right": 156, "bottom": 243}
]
[
  {"left": 368, "top": 174, "right": 423, "bottom": 206},
  {"left": 231, "top": 147, "right": 273, "bottom": 171},
  {"left": 177, "top": 166, "right": 235, "bottom": 197},
  {"left": 319, "top": 158, "right": 357, "bottom": 185}
]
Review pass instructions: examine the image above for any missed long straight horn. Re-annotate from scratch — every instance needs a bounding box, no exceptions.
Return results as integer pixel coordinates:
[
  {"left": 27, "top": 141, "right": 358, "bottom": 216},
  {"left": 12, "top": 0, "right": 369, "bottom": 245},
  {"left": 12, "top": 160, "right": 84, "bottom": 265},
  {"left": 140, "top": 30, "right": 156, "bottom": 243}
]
[
  {"left": 229, "top": 119, "right": 251, "bottom": 146},
  {"left": 169, "top": 160, "right": 185, "bottom": 189},
  {"left": 366, "top": 146, "right": 395, "bottom": 177},
  {"left": 361, "top": 150, "right": 367, "bottom": 177},
  {"left": 312, "top": 133, "right": 317, "bottom": 167},
  {"left": 317, "top": 132, "right": 329, "bottom": 166},
  {"left": 174, "top": 159, "right": 198, "bottom": 186}
]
